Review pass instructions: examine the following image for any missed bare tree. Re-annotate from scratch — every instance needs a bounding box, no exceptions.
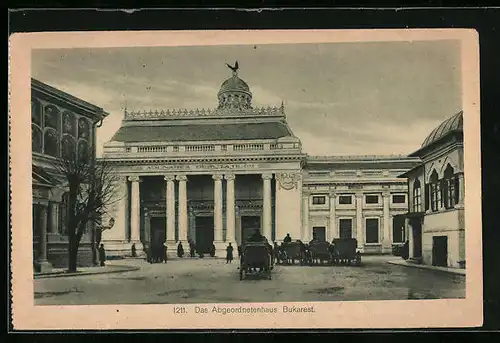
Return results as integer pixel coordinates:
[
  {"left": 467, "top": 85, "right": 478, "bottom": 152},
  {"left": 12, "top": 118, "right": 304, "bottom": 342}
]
[{"left": 55, "top": 148, "right": 120, "bottom": 272}]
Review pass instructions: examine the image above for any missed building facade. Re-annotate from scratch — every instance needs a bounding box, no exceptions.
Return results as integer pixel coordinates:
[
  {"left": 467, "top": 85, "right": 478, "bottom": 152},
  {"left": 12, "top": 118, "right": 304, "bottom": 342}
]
[
  {"left": 101, "top": 68, "right": 422, "bottom": 257},
  {"left": 400, "top": 111, "right": 465, "bottom": 269},
  {"left": 31, "top": 79, "right": 108, "bottom": 271}
]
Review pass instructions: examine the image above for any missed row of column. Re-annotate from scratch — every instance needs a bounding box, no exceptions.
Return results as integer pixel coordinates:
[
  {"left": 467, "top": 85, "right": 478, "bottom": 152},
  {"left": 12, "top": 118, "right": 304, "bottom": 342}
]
[
  {"left": 34, "top": 201, "right": 61, "bottom": 264},
  {"left": 302, "top": 190, "right": 393, "bottom": 247},
  {"left": 127, "top": 173, "right": 274, "bottom": 244}
]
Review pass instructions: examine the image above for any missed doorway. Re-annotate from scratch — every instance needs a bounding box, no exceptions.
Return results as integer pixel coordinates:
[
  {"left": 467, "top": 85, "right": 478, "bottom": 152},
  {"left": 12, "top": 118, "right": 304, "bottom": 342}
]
[
  {"left": 411, "top": 218, "right": 422, "bottom": 258},
  {"left": 241, "top": 216, "right": 261, "bottom": 242},
  {"left": 150, "top": 217, "right": 166, "bottom": 247},
  {"left": 432, "top": 236, "right": 448, "bottom": 267},
  {"left": 339, "top": 218, "right": 353, "bottom": 239},
  {"left": 195, "top": 216, "right": 214, "bottom": 253}
]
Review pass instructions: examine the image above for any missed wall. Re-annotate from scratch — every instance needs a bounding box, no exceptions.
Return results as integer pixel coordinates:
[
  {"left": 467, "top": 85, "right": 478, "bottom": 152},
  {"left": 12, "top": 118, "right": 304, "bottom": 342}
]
[{"left": 275, "top": 172, "right": 302, "bottom": 242}]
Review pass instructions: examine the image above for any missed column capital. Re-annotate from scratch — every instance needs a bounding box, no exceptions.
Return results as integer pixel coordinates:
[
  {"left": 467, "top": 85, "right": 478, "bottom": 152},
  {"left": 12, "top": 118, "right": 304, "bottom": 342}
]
[
  {"left": 262, "top": 172, "right": 273, "bottom": 180},
  {"left": 164, "top": 175, "right": 175, "bottom": 182},
  {"left": 382, "top": 191, "right": 391, "bottom": 198},
  {"left": 128, "top": 175, "right": 141, "bottom": 182},
  {"left": 224, "top": 173, "right": 236, "bottom": 181},
  {"left": 355, "top": 191, "right": 364, "bottom": 199},
  {"left": 212, "top": 173, "right": 223, "bottom": 181},
  {"left": 329, "top": 191, "right": 337, "bottom": 198},
  {"left": 176, "top": 174, "right": 188, "bottom": 182}
]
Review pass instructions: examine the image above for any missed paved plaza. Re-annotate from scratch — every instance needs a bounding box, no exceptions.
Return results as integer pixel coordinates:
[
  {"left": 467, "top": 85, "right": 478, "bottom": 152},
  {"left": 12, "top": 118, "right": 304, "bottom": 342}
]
[{"left": 34, "top": 256, "right": 465, "bottom": 305}]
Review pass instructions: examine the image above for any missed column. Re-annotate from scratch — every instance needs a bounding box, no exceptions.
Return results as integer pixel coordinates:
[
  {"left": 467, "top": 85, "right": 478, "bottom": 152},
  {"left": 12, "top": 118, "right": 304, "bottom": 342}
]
[
  {"left": 383, "top": 191, "right": 391, "bottom": 252},
  {"left": 49, "top": 202, "right": 59, "bottom": 234},
  {"left": 37, "top": 203, "right": 52, "bottom": 271},
  {"left": 262, "top": 173, "right": 273, "bottom": 241},
  {"left": 458, "top": 172, "right": 465, "bottom": 207},
  {"left": 302, "top": 194, "right": 309, "bottom": 241},
  {"left": 407, "top": 218, "right": 414, "bottom": 259},
  {"left": 128, "top": 176, "right": 141, "bottom": 243},
  {"left": 355, "top": 192, "right": 364, "bottom": 249},
  {"left": 328, "top": 191, "right": 337, "bottom": 241},
  {"left": 164, "top": 175, "right": 176, "bottom": 242},
  {"left": 225, "top": 174, "right": 236, "bottom": 244},
  {"left": 177, "top": 174, "right": 188, "bottom": 243},
  {"left": 212, "top": 173, "right": 224, "bottom": 243}
]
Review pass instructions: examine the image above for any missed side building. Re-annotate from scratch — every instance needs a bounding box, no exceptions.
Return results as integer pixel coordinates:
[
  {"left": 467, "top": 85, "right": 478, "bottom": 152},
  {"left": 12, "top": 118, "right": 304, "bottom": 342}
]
[
  {"left": 31, "top": 78, "right": 108, "bottom": 271},
  {"left": 399, "top": 111, "right": 465, "bottom": 269}
]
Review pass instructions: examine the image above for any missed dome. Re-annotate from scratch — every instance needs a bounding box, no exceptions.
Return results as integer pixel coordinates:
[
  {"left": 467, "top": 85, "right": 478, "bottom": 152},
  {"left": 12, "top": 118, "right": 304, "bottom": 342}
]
[
  {"left": 217, "top": 70, "right": 253, "bottom": 110},
  {"left": 421, "top": 111, "right": 463, "bottom": 148}
]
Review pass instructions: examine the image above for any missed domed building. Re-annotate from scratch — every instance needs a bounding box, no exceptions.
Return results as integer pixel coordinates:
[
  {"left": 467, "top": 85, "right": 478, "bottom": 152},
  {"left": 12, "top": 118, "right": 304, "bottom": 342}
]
[
  {"left": 100, "top": 64, "right": 422, "bottom": 258},
  {"left": 400, "top": 110, "right": 465, "bottom": 269}
]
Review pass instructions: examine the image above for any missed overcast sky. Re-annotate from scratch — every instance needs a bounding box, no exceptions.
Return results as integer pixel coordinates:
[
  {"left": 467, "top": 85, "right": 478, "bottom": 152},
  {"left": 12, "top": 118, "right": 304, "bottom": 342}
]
[{"left": 32, "top": 40, "right": 462, "bottom": 157}]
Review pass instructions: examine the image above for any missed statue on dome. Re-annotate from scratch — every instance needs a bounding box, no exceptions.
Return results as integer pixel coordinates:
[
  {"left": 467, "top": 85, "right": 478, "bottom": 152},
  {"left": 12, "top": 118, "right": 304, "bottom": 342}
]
[{"left": 226, "top": 60, "right": 239, "bottom": 76}]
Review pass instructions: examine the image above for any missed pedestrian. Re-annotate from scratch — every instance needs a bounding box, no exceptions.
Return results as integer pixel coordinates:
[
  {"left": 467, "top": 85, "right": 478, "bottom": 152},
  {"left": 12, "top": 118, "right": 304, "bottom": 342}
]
[
  {"left": 210, "top": 243, "right": 216, "bottom": 257},
  {"left": 189, "top": 240, "right": 196, "bottom": 258},
  {"left": 163, "top": 243, "right": 168, "bottom": 263},
  {"left": 177, "top": 241, "right": 184, "bottom": 258},
  {"left": 131, "top": 243, "right": 137, "bottom": 257},
  {"left": 98, "top": 244, "right": 106, "bottom": 267},
  {"left": 226, "top": 243, "right": 234, "bottom": 264}
]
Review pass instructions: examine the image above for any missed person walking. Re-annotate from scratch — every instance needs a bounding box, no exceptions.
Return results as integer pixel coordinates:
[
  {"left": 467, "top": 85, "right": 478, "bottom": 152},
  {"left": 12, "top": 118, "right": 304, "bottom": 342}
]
[
  {"left": 98, "top": 244, "right": 106, "bottom": 267},
  {"left": 177, "top": 241, "right": 184, "bottom": 258},
  {"left": 226, "top": 243, "right": 234, "bottom": 264}
]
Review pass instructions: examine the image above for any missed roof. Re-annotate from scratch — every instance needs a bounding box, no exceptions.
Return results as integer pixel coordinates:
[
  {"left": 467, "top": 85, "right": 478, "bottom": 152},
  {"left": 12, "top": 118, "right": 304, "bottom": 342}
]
[
  {"left": 32, "top": 165, "right": 61, "bottom": 186},
  {"left": 218, "top": 75, "right": 251, "bottom": 96},
  {"left": 110, "top": 122, "right": 292, "bottom": 143},
  {"left": 421, "top": 111, "right": 463, "bottom": 148}
]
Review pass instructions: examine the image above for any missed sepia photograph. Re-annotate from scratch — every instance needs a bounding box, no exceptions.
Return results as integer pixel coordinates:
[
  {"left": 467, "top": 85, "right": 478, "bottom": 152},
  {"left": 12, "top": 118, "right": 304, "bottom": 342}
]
[{"left": 10, "top": 29, "right": 482, "bottom": 329}]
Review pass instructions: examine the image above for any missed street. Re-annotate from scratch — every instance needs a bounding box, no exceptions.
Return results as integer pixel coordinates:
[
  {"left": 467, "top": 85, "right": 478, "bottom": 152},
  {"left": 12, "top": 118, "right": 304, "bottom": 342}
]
[{"left": 34, "top": 256, "right": 465, "bottom": 305}]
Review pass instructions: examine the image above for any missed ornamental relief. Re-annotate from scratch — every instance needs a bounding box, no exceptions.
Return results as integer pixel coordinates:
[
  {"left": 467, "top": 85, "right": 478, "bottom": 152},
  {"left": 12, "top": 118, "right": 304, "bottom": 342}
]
[{"left": 276, "top": 173, "right": 302, "bottom": 191}]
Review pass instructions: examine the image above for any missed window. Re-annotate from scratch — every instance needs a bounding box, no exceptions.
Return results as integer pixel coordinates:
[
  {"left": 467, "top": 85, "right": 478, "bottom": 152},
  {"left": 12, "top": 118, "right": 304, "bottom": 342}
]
[
  {"left": 312, "top": 196, "right": 326, "bottom": 205},
  {"left": 44, "top": 130, "right": 59, "bottom": 157},
  {"left": 429, "top": 170, "right": 442, "bottom": 212},
  {"left": 413, "top": 179, "right": 422, "bottom": 212},
  {"left": 443, "top": 164, "right": 459, "bottom": 209},
  {"left": 312, "top": 227, "right": 326, "bottom": 241},
  {"left": 338, "top": 195, "right": 352, "bottom": 204},
  {"left": 365, "top": 218, "right": 379, "bottom": 243},
  {"left": 365, "top": 195, "right": 379, "bottom": 204},
  {"left": 339, "top": 219, "right": 352, "bottom": 239},
  {"left": 61, "top": 135, "right": 76, "bottom": 160},
  {"left": 32, "top": 125, "right": 42, "bottom": 153},
  {"left": 392, "top": 194, "right": 406, "bottom": 204}
]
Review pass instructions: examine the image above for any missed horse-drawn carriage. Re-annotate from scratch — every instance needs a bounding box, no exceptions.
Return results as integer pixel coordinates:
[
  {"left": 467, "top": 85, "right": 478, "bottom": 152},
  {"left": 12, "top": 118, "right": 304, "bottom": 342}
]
[
  {"left": 331, "top": 238, "right": 361, "bottom": 266},
  {"left": 306, "top": 241, "right": 334, "bottom": 266},
  {"left": 277, "top": 241, "right": 306, "bottom": 265},
  {"left": 239, "top": 242, "right": 273, "bottom": 280}
]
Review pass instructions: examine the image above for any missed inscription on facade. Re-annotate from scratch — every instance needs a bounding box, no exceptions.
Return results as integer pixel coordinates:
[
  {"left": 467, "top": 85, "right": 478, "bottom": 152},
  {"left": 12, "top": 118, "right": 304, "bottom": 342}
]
[{"left": 138, "top": 163, "right": 261, "bottom": 172}]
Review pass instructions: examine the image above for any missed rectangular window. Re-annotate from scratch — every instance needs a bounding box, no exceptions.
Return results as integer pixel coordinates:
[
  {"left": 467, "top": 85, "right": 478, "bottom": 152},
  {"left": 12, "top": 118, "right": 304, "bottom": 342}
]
[
  {"left": 445, "top": 178, "right": 457, "bottom": 209},
  {"left": 338, "top": 195, "right": 352, "bottom": 204},
  {"left": 365, "top": 218, "right": 379, "bottom": 243},
  {"left": 312, "top": 227, "right": 326, "bottom": 241},
  {"left": 312, "top": 196, "right": 326, "bottom": 205},
  {"left": 339, "top": 219, "right": 352, "bottom": 239},
  {"left": 413, "top": 187, "right": 422, "bottom": 212},
  {"left": 430, "top": 183, "right": 441, "bottom": 212},
  {"left": 365, "top": 195, "right": 379, "bottom": 204},
  {"left": 392, "top": 194, "right": 406, "bottom": 204}
]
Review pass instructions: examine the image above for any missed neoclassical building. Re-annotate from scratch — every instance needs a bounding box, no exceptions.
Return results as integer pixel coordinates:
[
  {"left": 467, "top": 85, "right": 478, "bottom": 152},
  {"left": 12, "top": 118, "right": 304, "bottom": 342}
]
[
  {"left": 400, "top": 111, "right": 465, "bottom": 269},
  {"left": 31, "top": 78, "right": 108, "bottom": 270},
  {"left": 101, "top": 67, "right": 423, "bottom": 257}
]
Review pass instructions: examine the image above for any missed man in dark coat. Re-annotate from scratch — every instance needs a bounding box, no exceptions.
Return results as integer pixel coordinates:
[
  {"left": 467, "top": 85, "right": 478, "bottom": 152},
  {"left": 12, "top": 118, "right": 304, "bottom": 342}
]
[
  {"left": 226, "top": 243, "right": 234, "bottom": 263},
  {"left": 177, "top": 241, "right": 184, "bottom": 258},
  {"left": 283, "top": 233, "right": 292, "bottom": 243},
  {"left": 189, "top": 240, "right": 196, "bottom": 258},
  {"left": 98, "top": 244, "right": 106, "bottom": 267}
]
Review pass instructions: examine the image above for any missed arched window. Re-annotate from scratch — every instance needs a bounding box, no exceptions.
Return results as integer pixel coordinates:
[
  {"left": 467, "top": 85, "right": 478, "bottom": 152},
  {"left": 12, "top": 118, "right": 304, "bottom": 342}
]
[
  {"left": 43, "top": 129, "right": 59, "bottom": 157},
  {"left": 413, "top": 178, "right": 422, "bottom": 212},
  {"left": 78, "top": 139, "right": 89, "bottom": 161},
  {"left": 44, "top": 105, "right": 60, "bottom": 131},
  {"left": 32, "top": 125, "right": 42, "bottom": 153},
  {"left": 78, "top": 118, "right": 90, "bottom": 140},
  {"left": 31, "top": 100, "right": 42, "bottom": 126},
  {"left": 443, "top": 164, "right": 459, "bottom": 209},
  {"left": 61, "top": 135, "right": 76, "bottom": 160},
  {"left": 62, "top": 111, "right": 77, "bottom": 137},
  {"left": 429, "top": 170, "right": 442, "bottom": 212}
]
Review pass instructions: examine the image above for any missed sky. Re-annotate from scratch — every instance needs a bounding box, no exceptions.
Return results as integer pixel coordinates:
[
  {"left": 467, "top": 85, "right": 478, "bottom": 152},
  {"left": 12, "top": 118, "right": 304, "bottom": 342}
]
[{"left": 31, "top": 40, "right": 462, "bottom": 157}]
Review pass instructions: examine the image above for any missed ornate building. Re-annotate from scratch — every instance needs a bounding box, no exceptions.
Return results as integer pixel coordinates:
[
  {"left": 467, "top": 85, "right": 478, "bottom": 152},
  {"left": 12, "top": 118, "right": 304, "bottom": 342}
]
[
  {"left": 31, "top": 78, "right": 108, "bottom": 271},
  {"left": 400, "top": 111, "right": 465, "bottom": 269},
  {"left": 101, "top": 66, "right": 422, "bottom": 257}
]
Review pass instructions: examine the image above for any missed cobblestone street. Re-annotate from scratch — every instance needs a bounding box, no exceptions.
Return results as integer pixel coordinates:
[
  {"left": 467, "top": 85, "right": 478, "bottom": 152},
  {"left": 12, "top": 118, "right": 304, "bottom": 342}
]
[{"left": 34, "top": 256, "right": 465, "bottom": 305}]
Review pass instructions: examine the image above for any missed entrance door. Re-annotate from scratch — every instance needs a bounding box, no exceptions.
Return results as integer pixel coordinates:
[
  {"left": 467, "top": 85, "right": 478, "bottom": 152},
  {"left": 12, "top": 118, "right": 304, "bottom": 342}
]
[
  {"left": 339, "top": 218, "right": 353, "bottom": 239},
  {"left": 432, "top": 236, "right": 448, "bottom": 267},
  {"left": 411, "top": 218, "right": 422, "bottom": 258},
  {"left": 312, "top": 227, "right": 326, "bottom": 241},
  {"left": 241, "top": 216, "right": 261, "bottom": 242},
  {"left": 195, "top": 216, "right": 214, "bottom": 253},
  {"left": 150, "top": 217, "right": 166, "bottom": 247}
]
